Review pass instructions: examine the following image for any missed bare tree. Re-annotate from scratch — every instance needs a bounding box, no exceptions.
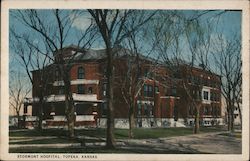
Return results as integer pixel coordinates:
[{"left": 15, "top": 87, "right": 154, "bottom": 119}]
[
  {"left": 117, "top": 39, "right": 142, "bottom": 139},
  {"left": 183, "top": 19, "right": 215, "bottom": 134},
  {"left": 9, "top": 71, "right": 31, "bottom": 128},
  {"left": 212, "top": 34, "right": 242, "bottom": 132},
  {"left": 152, "top": 11, "right": 217, "bottom": 133},
  {"left": 10, "top": 9, "right": 97, "bottom": 137},
  {"left": 10, "top": 29, "right": 52, "bottom": 130},
  {"left": 88, "top": 9, "right": 157, "bottom": 148},
  {"left": 116, "top": 26, "right": 158, "bottom": 138}
]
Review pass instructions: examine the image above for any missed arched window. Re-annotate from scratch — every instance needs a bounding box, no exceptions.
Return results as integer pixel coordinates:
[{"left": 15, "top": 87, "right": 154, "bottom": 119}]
[{"left": 78, "top": 67, "right": 85, "bottom": 79}]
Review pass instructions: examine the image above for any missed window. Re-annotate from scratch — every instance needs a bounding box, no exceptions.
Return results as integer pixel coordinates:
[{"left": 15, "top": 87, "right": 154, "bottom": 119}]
[
  {"left": 214, "top": 107, "right": 217, "bottom": 116},
  {"left": 144, "top": 85, "right": 153, "bottom": 97},
  {"left": 204, "top": 106, "right": 209, "bottom": 115},
  {"left": 148, "top": 85, "right": 153, "bottom": 97},
  {"left": 144, "top": 69, "right": 149, "bottom": 77},
  {"left": 194, "top": 76, "right": 198, "bottom": 84},
  {"left": 102, "top": 83, "right": 107, "bottom": 96},
  {"left": 88, "top": 87, "right": 93, "bottom": 94},
  {"left": 144, "top": 104, "right": 148, "bottom": 116},
  {"left": 58, "top": 87, "right": 64, "bottom": 94},
  {"left": 212, "top": 106, "right": 215, "bottom": 116},
  {"left": 102, "top": 103, "right": 108, "bottom": 117},
  {"left": 149, "top": 104, "right": 154, "bottom": 116},
  {"left": 78, "top": 67, "right": 85, "bottom": 79},
  {"left": 137, "top": 103, "right": 142, "bottom": 116},
  {"left": 155, "top": 86, "right": 159, "bottom": 93},
  {"left": 24, "top": 106, "right": 28, "bottom": 114},
  {"left": 198, "top": 91, "right": 202, "bottom": 99},
  {"left": 216, "top": 93, "right": 220, "bottom": 101},
  {"left": 202, "top": 88, "right": 211, "bottom": 103},
  {"left": 144, "top": 85, "right": 148, "bottom": 96},
  {"left": 217, "top": 107, "right": 220, "bottom": 116},
  {"left": 173, "top": 70, "right": 180, "bottom": 79},
  {"left": 198, "top": 77, "right": 202, "bottom": 84},
  {"left": 210, "top": 92, "right": 214, "bottom": 101},
  {"left": 213, "top": 106, "right": 220, "bottom": 117},
  {"left": 144, "top": 104, "right": 152, "bottom": 117},
  {"left": 55, "top": 70, "right": 59, "bottom": 80},
  {"left": 213, "top": 93, "right": 217, "bottom": 101},
  {"left": 204, "top": 79, "right": 208, "bottom": 86},
  {"left": 172, "top": 88, "right": 177, "bottom": 96},
  {"left": 173, "top": 106, "right": 178, "bottom": 121},
  {"left": 203, "top": 91, "right": 209, "bottom": 100},
  {"left": 77, "top": 85, "right": 85, "bottom": 94}
]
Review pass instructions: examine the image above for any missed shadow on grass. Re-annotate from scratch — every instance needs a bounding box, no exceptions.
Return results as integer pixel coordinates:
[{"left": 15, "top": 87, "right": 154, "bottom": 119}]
[
  {"left": 9, "top": 128, "right": 67, "bottom": 137},
  {"left": 9, "top": 127, "right": 225, "bottom": 154}
]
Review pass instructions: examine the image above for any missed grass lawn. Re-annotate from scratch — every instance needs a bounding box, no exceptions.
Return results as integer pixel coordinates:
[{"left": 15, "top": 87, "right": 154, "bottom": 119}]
[
  {"left": 9, "top": 127, "right": 225, "bottom": 153},
  {"left": 219, "top": 132, "right": 242, "bottom": 138},
  {"left": 9, "top": 128, "right": 67, "bottom": 137},
  {"left": 115, "top": 126, "right": 224, "bottom": 139},
  {"left": 9, "top": 126, "right": 225, "bottom": 139}
]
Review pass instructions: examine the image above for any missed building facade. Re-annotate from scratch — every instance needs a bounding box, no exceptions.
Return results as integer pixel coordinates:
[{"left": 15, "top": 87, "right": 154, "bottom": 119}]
[{"left": 24, "top": 46, "right": 223, "bottom": 128}]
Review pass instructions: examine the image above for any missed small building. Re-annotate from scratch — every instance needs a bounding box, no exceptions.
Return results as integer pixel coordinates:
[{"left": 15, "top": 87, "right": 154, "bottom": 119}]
[{"left": 24, "top": 46, "right": 223, "bottom": 128}]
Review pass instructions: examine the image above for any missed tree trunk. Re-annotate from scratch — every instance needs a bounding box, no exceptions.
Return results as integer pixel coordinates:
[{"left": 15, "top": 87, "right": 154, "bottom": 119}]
[
  {"left": 38, "top": 100, "right": 43, "bottom": 130},
  {"left": 230, "top": 109, "right": 234, "bottom": 133},
  {"left": 65, "top": 93, "right": 75, "bottom": 138},
  {"left": 227, "top": 102, "right": 234, "bottom": 132},
  {"left": 194, "top": 105, "right": 200, "bottom": 134},
  {"left": 226, "top": 101, "right": 232, "bottom": 131},
  {"left": 238, "top": 103, "right": 242, "bottom": 130},
  {"left": 106, "top": 48, "right": 115, "bottom": 149},
  {"left": 227, "top": 111, "right": 231, "bottom": 131},
  {"left": 128, "top": 104, "right": 135, "bottom": 139},
  {"left": 61, "top": 65, "right": 75, "bottom": 138},
  {"left": 17, "top": 113, "right": 21, "bottom": 128},
  {"left": 68, "top": 102, "right": 75, "bottom": 138}
]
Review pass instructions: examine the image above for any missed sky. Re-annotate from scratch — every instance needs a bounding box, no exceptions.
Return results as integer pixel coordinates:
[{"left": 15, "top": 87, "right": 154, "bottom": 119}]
[{"left": 9, "top": 9, "right": 241, "bottom": 83}]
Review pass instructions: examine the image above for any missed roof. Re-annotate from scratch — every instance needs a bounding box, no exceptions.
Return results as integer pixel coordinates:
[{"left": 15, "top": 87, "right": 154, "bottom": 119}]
[
  {"left": 36, "top": 45, "right": 220, "bottom": 77},
  {"left": 54, "top": 45, "right": 158, "bottom": 63}
]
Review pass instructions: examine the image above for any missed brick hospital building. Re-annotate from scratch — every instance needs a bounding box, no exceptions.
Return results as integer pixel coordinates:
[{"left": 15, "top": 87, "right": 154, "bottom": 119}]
[{"left": 24, "top": 45, "right": 223, "bottom": 128}]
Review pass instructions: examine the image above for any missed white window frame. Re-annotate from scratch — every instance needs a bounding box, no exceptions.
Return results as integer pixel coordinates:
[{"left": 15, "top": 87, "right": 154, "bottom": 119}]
[{"left": 202, "top": 87, "right": 211, "bottom": 104}]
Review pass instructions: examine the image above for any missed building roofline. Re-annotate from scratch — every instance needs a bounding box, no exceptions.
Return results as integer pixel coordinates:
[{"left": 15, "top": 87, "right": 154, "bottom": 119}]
[{"left": 31, "top": 45, "right": 221, "bottom": 78}]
